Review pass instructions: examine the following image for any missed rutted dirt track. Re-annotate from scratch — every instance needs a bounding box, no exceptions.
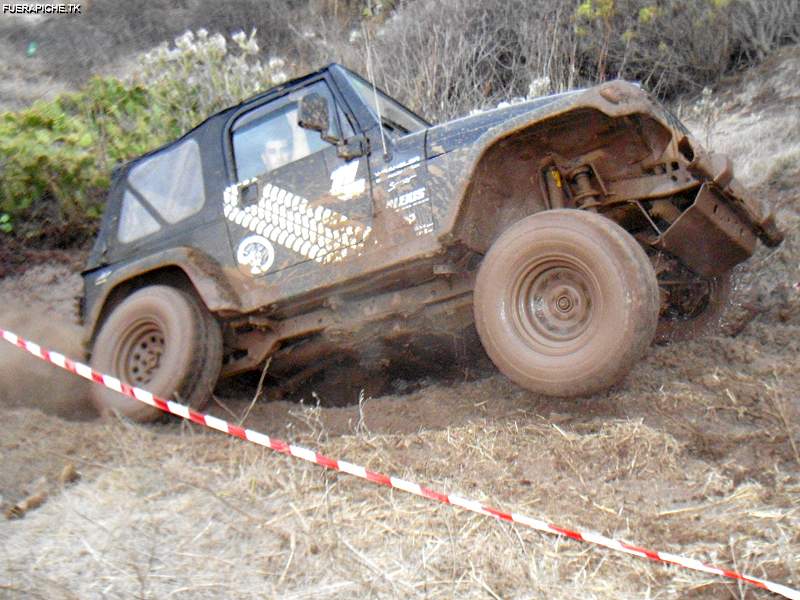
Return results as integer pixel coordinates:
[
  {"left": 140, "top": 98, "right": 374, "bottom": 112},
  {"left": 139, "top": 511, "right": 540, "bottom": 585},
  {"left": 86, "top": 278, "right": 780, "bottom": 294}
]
[{"left": 0, "top": 50, "right": 799, "bottom": 599}]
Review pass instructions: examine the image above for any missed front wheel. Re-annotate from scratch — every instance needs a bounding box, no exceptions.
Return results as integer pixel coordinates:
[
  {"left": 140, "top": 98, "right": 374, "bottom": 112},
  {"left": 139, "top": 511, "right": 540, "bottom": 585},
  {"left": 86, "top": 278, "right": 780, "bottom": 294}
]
[
  {"left": 473, "top": 210, "right": 660, "bottom": 397},
  {"left": 90, "top": 285, "right": 223, "bottom": 422}
]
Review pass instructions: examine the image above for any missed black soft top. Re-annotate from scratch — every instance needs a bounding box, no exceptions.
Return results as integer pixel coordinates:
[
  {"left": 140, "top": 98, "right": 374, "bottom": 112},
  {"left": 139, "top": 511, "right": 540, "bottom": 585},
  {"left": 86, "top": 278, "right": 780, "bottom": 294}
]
[
  {"left": 87, "top": 65, "right": 340, "bottom": 272},
  {"left": 122, "top": 64, "right": 335, "bottom": 171}
]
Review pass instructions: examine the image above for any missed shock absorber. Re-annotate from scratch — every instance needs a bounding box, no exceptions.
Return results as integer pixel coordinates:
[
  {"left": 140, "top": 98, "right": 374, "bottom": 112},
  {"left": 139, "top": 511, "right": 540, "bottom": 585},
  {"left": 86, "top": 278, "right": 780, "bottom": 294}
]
[
  {"left": 568, "top": 165, "right": 601, "bottom": 211},
  {"left": 543, "top": 166, "right": 566, "bottom": 209}
]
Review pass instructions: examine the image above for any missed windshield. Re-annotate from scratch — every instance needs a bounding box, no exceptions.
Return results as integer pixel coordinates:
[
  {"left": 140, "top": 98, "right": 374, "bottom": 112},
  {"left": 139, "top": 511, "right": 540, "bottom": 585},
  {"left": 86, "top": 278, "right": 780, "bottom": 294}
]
[{"left": 342, "top": 70, "right": 430, "bottom": 136}]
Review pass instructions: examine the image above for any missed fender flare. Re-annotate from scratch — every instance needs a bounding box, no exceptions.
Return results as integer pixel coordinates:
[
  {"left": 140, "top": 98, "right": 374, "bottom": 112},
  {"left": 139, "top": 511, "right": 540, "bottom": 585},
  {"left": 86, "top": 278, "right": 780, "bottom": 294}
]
[{"left": 83, "top": 247, "right": 241, "bottom": 347}]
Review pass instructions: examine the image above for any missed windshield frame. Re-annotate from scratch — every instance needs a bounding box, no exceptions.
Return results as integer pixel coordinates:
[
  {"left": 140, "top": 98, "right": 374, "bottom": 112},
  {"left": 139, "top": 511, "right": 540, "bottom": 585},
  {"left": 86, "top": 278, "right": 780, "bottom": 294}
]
[{"left": 337, "top": 67, "right": 431, "bottom": 136}]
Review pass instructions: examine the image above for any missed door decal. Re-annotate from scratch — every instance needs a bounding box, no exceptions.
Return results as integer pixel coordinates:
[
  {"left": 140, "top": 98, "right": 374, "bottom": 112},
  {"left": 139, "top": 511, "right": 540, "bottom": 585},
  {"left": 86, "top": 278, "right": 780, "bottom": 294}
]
[
  {"left": 236, "top": 235, "right": 276, "bottom": 275},
  {"left": 224, "top": 179, "right": 372, "bottom": 268},
  {"left": 329, "top": 161, "right": 366, "bottom": 201}
]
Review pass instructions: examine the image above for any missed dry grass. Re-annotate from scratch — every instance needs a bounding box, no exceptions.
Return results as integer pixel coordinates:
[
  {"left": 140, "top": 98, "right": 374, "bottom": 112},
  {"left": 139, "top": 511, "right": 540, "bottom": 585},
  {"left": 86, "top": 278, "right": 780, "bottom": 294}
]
[
  {"left": 2, "top": 232, "right": 799, "bottom": 597},
  {"left": 1, "top": 411, "right": 797, "bottom": 599}
]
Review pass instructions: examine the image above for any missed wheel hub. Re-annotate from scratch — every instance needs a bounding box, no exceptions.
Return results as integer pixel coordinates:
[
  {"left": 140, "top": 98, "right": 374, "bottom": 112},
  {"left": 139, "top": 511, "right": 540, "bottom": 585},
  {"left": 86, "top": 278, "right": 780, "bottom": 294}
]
[
  {"left": 515, "top": 264, "right": 594, "bottom": 344},
  {"left": 120, "top": 325, "right": 165, "bottom": 386},
  {"left": 556, "top": 295, "right": 573, "bottom": 312}
]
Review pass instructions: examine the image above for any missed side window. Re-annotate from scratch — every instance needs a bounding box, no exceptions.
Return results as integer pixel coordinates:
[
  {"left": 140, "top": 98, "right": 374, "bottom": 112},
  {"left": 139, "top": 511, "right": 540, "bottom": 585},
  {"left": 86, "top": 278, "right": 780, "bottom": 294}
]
[
  {"left": 118, "top": 192, "right": 160, "bottom": 243},
  {"left": 117, "top": 138, "right": 205, "bottom": 243},
  {"left": 232, "top": 83, "right": 347, "bottom": 182}
]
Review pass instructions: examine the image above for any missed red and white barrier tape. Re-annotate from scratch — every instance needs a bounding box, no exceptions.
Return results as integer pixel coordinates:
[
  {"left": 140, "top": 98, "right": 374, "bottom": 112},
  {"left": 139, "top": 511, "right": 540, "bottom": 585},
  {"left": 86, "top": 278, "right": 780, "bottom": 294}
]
[{"left": 2, "top": 326, "right": 798, "bottom": 599}]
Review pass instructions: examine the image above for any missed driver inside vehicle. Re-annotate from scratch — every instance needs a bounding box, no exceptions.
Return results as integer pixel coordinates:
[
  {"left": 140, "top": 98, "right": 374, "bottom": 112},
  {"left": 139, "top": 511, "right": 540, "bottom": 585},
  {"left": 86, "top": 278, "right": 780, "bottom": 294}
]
[{"left": 260, "top": 137, "right": 292, "bottom": 171}]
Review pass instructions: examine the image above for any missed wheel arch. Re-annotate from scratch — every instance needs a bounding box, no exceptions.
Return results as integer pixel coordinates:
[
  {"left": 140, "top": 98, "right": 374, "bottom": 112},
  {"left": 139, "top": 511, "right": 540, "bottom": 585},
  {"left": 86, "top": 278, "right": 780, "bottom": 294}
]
[
  {"left": 83, "top": 249, "right": 241, "bottom": 351},
  {"left": 445, "top": 107, "right": 674, "bottom": 253}
]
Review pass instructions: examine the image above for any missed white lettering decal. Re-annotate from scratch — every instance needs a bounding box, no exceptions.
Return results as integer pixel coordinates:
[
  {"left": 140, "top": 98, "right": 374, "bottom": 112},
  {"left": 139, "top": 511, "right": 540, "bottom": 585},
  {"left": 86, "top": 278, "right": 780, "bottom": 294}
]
[
  {"left": 387, "top": 187, "right": 427, "bottom": 210},
  {"left": 373, "top": 156, "right": 421, "bottom": 182},
  {"left": 330, "top": 161, "right": 366, "bottom": 200},
  {"left": 387, "top": 172, "right": 418, "bottom": 193}
]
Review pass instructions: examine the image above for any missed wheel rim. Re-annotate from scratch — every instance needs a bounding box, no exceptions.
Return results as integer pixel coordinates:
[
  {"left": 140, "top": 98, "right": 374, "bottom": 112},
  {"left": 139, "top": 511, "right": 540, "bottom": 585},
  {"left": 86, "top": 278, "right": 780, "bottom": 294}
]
[
  {"left": 115, "top": 319, "right": 166, "bottom": 386},
  {"left": 510, "top": 257, "right": 598, "bottom": 349}
]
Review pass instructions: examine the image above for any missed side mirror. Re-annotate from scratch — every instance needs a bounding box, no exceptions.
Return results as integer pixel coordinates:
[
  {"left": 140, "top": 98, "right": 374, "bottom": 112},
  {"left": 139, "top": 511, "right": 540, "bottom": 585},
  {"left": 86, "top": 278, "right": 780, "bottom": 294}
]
[
  {"left": 298, "top": 93, "right": 339, "bottom": 144},
  {"left": 299, "top": 93, "right": 368, "bottom": 160}
]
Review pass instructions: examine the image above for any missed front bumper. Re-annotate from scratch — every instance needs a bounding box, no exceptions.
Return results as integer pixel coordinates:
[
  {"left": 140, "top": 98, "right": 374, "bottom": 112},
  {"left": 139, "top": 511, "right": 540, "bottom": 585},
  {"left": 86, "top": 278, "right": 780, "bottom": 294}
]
[
  {"left": 683, "top": 137, "right": 784, "bottom": 248},
  {"left": 652, "top": 137, "right": 784, "bottom": 277}
]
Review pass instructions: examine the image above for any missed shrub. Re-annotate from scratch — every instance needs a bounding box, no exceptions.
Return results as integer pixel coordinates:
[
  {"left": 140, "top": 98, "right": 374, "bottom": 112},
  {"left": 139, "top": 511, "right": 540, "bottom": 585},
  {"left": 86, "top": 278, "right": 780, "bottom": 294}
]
[
  {"left": 132, "top": 29, "right": 288, "bottom": 133},
  {"left": 0, "top": 77, "right": 159, "bottom": 244},
  {"left": 306, "top": 0, "right": 800, "bottom": 122},
  {"left": 0, "top": 29, "right": 289, "bottom": 246}
]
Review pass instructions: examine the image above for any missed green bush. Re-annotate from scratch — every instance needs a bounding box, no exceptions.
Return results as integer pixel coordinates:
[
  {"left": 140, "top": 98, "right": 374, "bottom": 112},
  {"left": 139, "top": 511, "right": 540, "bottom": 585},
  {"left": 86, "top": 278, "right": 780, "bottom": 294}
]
[
  {"left": 0, "top": 29, "right": 287, "bottom": 246},
  {"left": 0, "top": 77, "right": 162, "bottom": 243}
]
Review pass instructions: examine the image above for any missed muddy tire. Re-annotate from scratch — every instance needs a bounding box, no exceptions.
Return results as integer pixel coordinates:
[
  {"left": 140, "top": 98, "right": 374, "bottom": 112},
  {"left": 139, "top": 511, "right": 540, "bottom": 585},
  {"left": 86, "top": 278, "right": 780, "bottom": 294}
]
[
  {"left": 90, "top": 285, "right": 223, "bottom": 422},
  {"left": 473, "top": 209, "right": 660, "bottom": 397},
  {"left": 655, "top": 271, "right": 732, "bottom": 343}
]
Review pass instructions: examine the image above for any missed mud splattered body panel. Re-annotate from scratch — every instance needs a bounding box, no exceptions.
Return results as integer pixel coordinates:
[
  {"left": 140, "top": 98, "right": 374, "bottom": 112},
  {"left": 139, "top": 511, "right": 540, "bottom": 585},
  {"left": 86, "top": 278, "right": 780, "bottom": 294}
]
[{"left": 82, "top": 65, "right": 781, "bottom": 378}]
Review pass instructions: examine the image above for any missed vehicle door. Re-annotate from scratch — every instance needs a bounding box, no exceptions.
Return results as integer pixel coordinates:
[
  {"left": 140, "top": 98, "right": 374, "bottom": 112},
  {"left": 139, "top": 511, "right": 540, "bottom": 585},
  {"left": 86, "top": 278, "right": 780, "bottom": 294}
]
[{"left": 224, "top": 80, "right": 372, "bottom": 278}]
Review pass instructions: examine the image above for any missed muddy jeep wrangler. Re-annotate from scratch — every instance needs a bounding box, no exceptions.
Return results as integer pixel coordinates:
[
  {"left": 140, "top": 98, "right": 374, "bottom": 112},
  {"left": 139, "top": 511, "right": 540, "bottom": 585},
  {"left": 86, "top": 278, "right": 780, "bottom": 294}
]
[{"left": 81, "top": 64, "right": 782, "bottom": 421}]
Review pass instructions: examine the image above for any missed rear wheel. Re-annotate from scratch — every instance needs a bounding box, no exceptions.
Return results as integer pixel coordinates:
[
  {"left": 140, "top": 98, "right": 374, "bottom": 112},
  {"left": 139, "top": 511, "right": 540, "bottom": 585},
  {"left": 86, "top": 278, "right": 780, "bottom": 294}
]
[
  {"left": 90, "top": 285, "right": 223, "bottom": 422},
  {"left": 473, "top": 210, "right": 660, "bottom": 397}
]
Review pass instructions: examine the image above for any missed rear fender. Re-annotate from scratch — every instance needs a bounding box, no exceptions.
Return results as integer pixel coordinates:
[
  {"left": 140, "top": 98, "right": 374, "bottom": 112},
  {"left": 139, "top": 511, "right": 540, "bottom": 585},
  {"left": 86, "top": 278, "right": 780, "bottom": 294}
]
[{"left": 83, "top": 247, "right": 240, "bottom": 348}]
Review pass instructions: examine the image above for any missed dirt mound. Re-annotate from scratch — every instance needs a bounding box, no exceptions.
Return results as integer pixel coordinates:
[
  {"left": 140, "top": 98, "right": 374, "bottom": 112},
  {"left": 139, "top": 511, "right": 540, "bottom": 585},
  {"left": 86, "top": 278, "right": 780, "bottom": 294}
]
[
  {"left": 0, "top": 238, "right": 87, "bottom": 280},
  {"left": 683, "top": 45, "right": 800, "bottom": 189}
]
